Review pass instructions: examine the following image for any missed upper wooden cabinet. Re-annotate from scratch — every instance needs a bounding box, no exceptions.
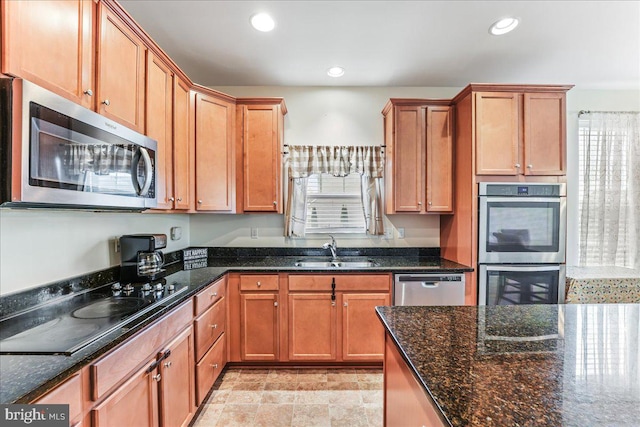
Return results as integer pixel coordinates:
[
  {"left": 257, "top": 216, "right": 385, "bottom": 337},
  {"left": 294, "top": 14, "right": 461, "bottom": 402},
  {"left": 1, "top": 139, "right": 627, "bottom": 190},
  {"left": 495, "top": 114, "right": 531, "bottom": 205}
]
[
  {"left": 383, "top": 100, "right": 453, "bottom": 214},
  {"left": 172, "top": 77, "right": 192, "bottom": 210},
  {"left": 194, "top": 88, "right": 236, "bottom": 211},
  {"left": 96, "top": 2, "right": 146, "bottom": 133},
  {"left": 472, "top": 88, "right": 568, "bottom": 176},
  {"left": 236, "top": 99, "right": 287, "bottom": 213},
  {"left": 1, "top": 0, "right": 95, "bottom": 109}
]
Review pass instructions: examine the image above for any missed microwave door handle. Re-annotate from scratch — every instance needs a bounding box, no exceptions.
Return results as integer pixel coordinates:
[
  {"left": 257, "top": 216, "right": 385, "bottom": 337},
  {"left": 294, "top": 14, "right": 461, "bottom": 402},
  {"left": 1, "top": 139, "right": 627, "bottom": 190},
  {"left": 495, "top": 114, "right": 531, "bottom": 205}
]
[{"left": 131, "top": 147, "right": 153, "bottom": 196}]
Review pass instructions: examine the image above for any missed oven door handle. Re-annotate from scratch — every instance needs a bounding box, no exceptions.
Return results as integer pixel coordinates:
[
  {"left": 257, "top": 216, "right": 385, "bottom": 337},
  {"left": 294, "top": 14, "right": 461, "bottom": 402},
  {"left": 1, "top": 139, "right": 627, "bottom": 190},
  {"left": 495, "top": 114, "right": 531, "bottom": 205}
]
[
  {"left": 484, "top": 265, "right": 561, "bottom": 272},
  {"left": 131, "top": 147, "right": 153, "bottom": 196}
]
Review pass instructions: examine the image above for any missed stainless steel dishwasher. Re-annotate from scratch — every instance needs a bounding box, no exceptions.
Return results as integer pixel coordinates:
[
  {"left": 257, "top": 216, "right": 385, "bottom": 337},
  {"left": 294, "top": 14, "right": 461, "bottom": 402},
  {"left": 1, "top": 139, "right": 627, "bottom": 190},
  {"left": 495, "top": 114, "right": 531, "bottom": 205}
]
[{"left": 394, "top": 274, "right": 465, "bottom": 305}]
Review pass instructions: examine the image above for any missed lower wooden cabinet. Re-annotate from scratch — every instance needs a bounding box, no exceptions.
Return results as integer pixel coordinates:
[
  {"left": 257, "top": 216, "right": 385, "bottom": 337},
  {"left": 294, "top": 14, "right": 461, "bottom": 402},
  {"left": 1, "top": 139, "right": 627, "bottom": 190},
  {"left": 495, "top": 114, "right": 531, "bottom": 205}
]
[
  {"left": 195, "top": 333, "right": 226, "bottom": 405},
  {"left": 288, "top": 293, "right": 337, "bottom": 361},
  {"left": 342, "top": 293, "right": 389, "bottom": 361},
  {"left": 33, "top": 372, "right": 84, "bottom": 427},
  {"left": 158, "top": 326, "right": 195, "bottom": 427},
  {"left": 241, "top": 292, "right": 279, "bottom": 360}
]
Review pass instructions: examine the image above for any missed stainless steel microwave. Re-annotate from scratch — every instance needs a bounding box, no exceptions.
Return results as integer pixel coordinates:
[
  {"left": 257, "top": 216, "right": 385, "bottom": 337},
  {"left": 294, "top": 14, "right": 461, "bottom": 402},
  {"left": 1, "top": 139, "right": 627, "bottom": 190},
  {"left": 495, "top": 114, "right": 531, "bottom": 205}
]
[{"left": 0, "top": 78, "right": 157, "bottom": 210}]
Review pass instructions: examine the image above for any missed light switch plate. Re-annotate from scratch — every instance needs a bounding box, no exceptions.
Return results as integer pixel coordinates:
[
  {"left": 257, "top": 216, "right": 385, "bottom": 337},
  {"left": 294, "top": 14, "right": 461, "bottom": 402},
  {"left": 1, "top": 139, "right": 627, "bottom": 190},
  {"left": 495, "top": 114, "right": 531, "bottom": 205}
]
[{"left": 171, "top": 226, "right": 182, "bottom": 241}]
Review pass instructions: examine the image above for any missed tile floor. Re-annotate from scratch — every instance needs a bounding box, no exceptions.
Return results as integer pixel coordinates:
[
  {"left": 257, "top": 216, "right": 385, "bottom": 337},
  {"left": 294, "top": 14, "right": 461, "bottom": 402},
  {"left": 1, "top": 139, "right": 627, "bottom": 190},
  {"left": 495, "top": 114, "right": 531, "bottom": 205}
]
[{"left": 192, "top": 367, "right": 383, "bottom": 427}]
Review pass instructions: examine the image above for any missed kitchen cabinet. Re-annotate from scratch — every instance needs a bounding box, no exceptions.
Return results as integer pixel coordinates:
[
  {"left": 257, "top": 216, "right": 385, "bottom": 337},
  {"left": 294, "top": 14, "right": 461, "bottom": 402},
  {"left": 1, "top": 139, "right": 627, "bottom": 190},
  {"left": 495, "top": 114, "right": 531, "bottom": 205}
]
[
  {"left": 239, "top": 275, "right": 280, "bottom": 361},
  {"left": 33, "top": 372, "right": 84, "bottom": 427},
  {"left": 236, "top": 98, "right": 287, "bottom": 213},
  {"left": 172, "top": 77, "right": 192, "bottom": 210},
  {"left": 1, "top": 0, "right": 95, "bottom": 109},
  {"left": 146, "top": 52, "right": 174, "bottom": 210},
  {"left": 96, "top": 1, "right": 146, "bottom": 133},
  {"left": 158, "top": 326, "right": 195, "bottom": 427},
  {"left": 382, "top": 100, "right": 453, "bottom": 214},
  {"left": 474, "top": 90, "right": 567, "bottom": 176},
  {"left": 288, "top": 274, "right": 391, "bottom": 362},
  {"left": 194, "top": 88, "right": 236, "bottom": 211}
]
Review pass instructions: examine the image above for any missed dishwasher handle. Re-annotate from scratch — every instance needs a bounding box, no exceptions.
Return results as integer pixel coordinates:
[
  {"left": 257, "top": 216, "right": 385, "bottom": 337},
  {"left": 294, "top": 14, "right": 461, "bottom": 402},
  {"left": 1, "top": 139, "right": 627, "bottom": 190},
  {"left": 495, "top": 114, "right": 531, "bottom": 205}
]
[{"left": 420, "top": 281, "right": 440, "bottom": 288}]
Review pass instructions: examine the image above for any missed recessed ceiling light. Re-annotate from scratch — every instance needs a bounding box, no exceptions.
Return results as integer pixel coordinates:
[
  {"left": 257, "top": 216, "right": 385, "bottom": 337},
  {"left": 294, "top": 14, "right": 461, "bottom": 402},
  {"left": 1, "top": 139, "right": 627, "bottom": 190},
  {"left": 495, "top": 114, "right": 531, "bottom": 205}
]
[
  {"left": 327, "top": 66, "right": 345, "bottom": 78},
  {"left": 489, "top": 17, "right": 519, "bottom": 35},
  {"left": 251, "top": 13, "right": 275, "bottom": 32}
]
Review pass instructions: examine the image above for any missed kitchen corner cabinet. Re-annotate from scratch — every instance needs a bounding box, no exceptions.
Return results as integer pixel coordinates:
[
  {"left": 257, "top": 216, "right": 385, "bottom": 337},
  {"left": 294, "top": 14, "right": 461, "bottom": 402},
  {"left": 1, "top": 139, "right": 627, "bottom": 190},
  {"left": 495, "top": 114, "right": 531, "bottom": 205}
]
[
  {"left": 236, "top": 98, "right": 287, "bottom": 213},
  {"left": 96, "top": 2, "right": 146, "bottom": 133},
  {"left": 288, "top": 274, "right": 391, "bottom": 362},
  {"left": 239, "top": 275, "right": 280, "bottom": 361},
  {"left": 382, "top": 100, "right": 453, "bottom": 214},
  {"left": 1, "top": 0, "right": 95, "bottom": 109},
  {"left": 194, "top": 89, "right": 236, "bottom": 211},
  {"left": 474, "top": 90, "right": 567, "bottom": 176}
]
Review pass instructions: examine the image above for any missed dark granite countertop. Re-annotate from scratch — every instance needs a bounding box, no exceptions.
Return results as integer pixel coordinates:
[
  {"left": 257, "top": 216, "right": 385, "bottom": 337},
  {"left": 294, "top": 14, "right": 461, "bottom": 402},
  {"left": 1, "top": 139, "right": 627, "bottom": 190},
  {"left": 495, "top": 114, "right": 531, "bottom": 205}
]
[
  {"left": 0, "top": 248, "right": 471, "bottom": 404},
  {"left": 376, "top": 304, "right": 640, "bottom": 427}
]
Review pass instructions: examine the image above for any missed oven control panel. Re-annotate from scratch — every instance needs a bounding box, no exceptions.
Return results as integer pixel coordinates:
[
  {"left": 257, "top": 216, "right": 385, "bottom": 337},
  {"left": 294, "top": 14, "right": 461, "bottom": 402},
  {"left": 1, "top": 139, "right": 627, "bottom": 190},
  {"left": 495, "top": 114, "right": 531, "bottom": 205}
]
[{"left": 480, "top": 183, "right": 566, "bottom": 197}]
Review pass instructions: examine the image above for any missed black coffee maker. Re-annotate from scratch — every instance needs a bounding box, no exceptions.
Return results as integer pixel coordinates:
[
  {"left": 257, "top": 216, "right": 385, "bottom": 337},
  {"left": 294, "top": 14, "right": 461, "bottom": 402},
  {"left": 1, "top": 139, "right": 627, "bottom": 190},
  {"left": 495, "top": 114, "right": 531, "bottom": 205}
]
[{"left": 120, "top": 234, "right": 167, "bottom": 283}]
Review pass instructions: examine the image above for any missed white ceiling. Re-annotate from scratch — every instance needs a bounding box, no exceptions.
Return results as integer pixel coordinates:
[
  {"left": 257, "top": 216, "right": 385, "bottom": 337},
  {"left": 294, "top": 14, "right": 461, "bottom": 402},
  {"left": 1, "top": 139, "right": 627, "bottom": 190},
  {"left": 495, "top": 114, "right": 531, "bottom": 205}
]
[{"left": 119, "top": 1, "right": 640, "bottom": 89}]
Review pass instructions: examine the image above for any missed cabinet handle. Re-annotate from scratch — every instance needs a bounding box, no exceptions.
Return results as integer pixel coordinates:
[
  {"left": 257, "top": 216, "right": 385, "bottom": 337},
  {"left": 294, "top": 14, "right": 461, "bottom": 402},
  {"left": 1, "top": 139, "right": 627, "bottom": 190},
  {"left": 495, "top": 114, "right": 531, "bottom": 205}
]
[
  {"left": 273, "top": 201, "right": 277, "bottom": 206},
  {"left": 210, "top": 324, "right": 218, "bottom": 329},
  {"left": 527, "top": 164, "right": 533, "bottom": 169},
  {"left": 152, "top": 373, "right": 161, "bottom": 382},
  {"left": 515, "top": 163, "right": 521, "bottom": 168},
  {"left": 168, "top": 197, "right": 175, "bottom": 202},
  {"left": 344, "top": 302, "right": 348, "bottom": 307},
  {"left": 197, "top": 200, "right": 203, "bottom": 204},
  {"left": 164, "top": 361, "right": 172, "bottom": 368},
  {"left": 331, "top": 301, "right": 336, "bottom": 307},
  {"left": 177, "top": 197, "right": 182, "bottom": 202},
  {"left": 418, "top": 202, "right": 422, "bottom": 206},
  {"left": 102, "top": 99, "right": 110, "bottom": 106},
  {"left": 211, "top": 363, "right": 218, "bottom": 369},
  {"left": 256, "top": 281, "right": 261, "bottom": 287},
  {"left": 210, "top": 292, "right": 218, "bottom": 298},
  {"left": 84, "top": 89, "right": 93, "bottom": 96},
  {"left": 274, "top": 301, "right": 279, "bottom": 307},
  {"left": 428, "top": 201, "right": 432, "bottom": 206}
]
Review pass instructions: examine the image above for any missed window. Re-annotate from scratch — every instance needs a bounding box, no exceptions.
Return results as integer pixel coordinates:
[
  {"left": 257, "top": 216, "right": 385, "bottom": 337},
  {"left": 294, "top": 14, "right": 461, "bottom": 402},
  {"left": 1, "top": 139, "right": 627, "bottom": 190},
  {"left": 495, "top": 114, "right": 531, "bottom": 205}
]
[
  {"left": 578, "top": 112, "right": 639, "bottom": 268},
  {"left": 305, "top": 174, "right": 366, "bottom": 234}
]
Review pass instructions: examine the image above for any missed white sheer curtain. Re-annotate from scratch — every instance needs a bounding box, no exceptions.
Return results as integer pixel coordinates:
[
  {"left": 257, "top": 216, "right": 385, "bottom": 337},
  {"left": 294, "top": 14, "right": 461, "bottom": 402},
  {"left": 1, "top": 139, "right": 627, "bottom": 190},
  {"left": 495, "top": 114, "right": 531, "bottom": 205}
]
[
  {"left": 578, "top": 112, "right": 640, "bottom": 269},
  {"left": 284, "top": 145, "right": 384, "bottom": 237}
]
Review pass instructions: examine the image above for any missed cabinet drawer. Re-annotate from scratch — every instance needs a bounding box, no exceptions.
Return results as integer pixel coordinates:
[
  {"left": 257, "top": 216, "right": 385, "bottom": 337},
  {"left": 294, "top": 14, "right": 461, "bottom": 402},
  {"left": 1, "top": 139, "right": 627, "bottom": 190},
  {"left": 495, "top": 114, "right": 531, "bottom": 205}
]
[
  {"left": 288, "top": 274, "right": 391, "bottom": 292},
  {"left": 194, "top": 276, "right": 226, "bottom": 316},
  {"left": 34, "top": 372, "right": 83, "bottom": 423},
  {"left": 195, "top": 334, "right": 226, "bottom": 405},
  {"left": 194, "top": 297, "right": 226, "bottom": 361},
  {"left": 90, "top": 299, "right": 193, "bottom": 401},
  {"left": 240, "top": 274, "right": 279, "bottom": 291}
]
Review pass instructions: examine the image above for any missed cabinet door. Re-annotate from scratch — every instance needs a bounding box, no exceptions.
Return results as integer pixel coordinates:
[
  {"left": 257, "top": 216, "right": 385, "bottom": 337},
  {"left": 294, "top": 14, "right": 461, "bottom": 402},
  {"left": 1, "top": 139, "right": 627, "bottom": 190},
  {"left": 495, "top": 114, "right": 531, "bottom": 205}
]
[
  {"left": 34, "top": 373, "right": 83, "bottom": 426},
  {"left": 523, "top": 92, "right": 566, "bottom": 175},
  {"left": 173, "top": 77, "right": 191, "bottom": 210},
  {"left": 242, "top": 104, "right": 281, "bottom": 212},
  {"left": 426, "top": 106, "right": 453, "bottom": 213},
  {"left": 342, "top": 293, "right": 389, "bottom": 361},
  {"left": 393, "top": 106, "right": 425, "bottom": 212},
  {"left": 146, "top": 52, "right": 174, "bottom": 210},
  {"left": 1, "top": 0, "right": 95, "bottom": 109},
  {"left": 475, "top": 92, "right": 520, "bottom": 175},
  {"left": 158, "top": 327, "right": 195, "bottom": 427},
  {"left": 240, "top": 293, "right": 279, "bottom": 361},
  {"left": 195, "top": 92, "right": 235, "bottom": 211},
  {"left": 96, "top": 2, "right": 145, "bottom": 132},
  {"left": 91, "top": 361, "right": 159, "bottom": 427},
  {"left": 288, "top": 294, "right": 337, "bottom": 361}
]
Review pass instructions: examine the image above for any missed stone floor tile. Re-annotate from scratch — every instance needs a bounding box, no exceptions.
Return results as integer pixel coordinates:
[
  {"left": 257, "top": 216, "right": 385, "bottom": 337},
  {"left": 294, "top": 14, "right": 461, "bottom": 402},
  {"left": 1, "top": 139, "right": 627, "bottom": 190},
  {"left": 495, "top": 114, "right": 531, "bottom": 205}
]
[
  {"left": 356, "top": 370, "right": 383, "bottom": 383},
  {"left": 253, "top": 404, "right": 294, "bottom": 427},
  {"left": 292, "top": 404, "right": 331, "bottom": 427},
  {"left": 232, "top": 381, "right": 266, "bottom": 391},
  {"left": 358, "top": 381, "right": 383, "bottom": 391},
  {"left": 297, "top": 369, "right": 328, "bottom": 382},
  {"left": 214, "top": 403, "right": 259, "bottom": 427},
  {"left": 265, "top": 381, "right": 299, "bottom": 391},
  {"left": 361, "top": 390, "right": 383, "bottom": 405},
  {"left": 206, "top": 389, "right": 231, "bottom": 405},
  {"left": 192, "top": 404, "right": 224, "bottom": 427},
  {"left": 326, "top": 369, "right": 358, "bottom": 382},
  {"left": 297, "top": 381, "right": 329, "bottom": 391},
  {"left": 261, "top": 390, "right": 297, "bottom": 404},
  {"left": 225, "top": 390, "right": 264, "bottom": 404},
  {"left": 326, "top": 390, "right": 363, "bottom": 406},
  {"left": 267, "top": 368, "right": 299, "bottom": 383},
  {"left": 238, "top": 368, "right": 270, "bottom": 382},
  {"left": 295, "top": 389, "right": 331, "bottom": 404},
  {"left": 329, "top": 404, "right": 369, "bottom": 427},
  {"left": 364, "top": 403, "right": 383, "bottom": 427},
  {"left": 327, "top": 381, "right": 360, "bottom": 390}
]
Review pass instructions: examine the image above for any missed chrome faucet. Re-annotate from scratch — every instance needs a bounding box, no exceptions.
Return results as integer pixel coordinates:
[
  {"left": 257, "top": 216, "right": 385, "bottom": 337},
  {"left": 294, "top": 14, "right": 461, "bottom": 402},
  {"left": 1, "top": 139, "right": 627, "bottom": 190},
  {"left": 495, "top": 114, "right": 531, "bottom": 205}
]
[{"left": 322, "top": 235, "right": 338, "bottom": 260}]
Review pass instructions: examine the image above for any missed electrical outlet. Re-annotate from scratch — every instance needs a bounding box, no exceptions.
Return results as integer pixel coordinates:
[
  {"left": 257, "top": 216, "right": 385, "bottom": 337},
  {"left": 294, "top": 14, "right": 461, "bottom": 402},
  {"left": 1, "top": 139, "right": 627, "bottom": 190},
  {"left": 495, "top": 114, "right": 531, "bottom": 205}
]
[
  {"left": 397, "top": 227, "right": 405, "bottom": 239},
  {"left": 251, "top": 227, "right": 259, "bottom": 239}
]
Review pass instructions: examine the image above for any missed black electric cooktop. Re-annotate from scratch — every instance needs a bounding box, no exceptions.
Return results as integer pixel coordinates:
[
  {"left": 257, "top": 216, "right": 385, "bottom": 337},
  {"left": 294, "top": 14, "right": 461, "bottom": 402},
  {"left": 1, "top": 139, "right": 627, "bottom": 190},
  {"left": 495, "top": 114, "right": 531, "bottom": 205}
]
[{"left": 0, "top": 280, "right": 188, "bottom": 355}]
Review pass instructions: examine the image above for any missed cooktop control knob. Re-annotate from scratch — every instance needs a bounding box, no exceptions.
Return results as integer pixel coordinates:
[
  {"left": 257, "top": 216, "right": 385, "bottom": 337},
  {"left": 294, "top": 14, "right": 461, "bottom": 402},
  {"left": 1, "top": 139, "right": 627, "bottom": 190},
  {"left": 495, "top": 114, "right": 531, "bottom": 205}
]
[
  {"left": 111, "top": 283, "right": 122, "bottom": 291},
  {"left": 142, "top": 283, "right": 152, "bottom": 291},
  {"left": 155, "top": 282, "right": 164, "bottom": 291},
  {"left": 123, "top": 284, "right": 135, "bottom": 292}
]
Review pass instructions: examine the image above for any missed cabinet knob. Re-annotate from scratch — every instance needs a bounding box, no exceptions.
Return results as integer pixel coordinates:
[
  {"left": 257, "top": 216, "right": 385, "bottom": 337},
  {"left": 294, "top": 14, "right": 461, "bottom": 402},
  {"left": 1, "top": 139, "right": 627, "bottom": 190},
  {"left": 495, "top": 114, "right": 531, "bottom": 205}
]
[
  {"left": 418, "top": 202, "right": 422, "bottom": 206},
  {"left": 331, "top": 301, "right": 336, "bottom": 307},
  {"left": 515, "top": 163, "right": 521, "bottom": 168},
  {"left": 273, "top": 201, "right": 277, "bottom": 206},
  {"left": 198, "top": 200, "right": 203, "bottom": 204},
  {"left": 256, "top": 281, "right": 261, "bottom": 287},
  {"left": 152, "top": 373, "right": 161, "bottom": 382},
  {"left": 164, "top": 361, "right": 172, "bottom": 368},
  {"left": 428, "top": 201, "right": 432, "bottom": 206},
  {"left": 101, "top": 99, "right": 110, "bottom": 106},
  {"left": 274, "top": 301, "right": 279, "bottom": 307},
  {"left": 527, "top": 164, "right": 533, "bottom": 169},
  {"left": 344, "top": 302, "right": 348, "bottom": 307},
  {"left": 177, "top": 197, "right": 182, "bottom": 202},
  {"left": 168, "top": 197, "right": 175, "bottom": 202},
  {"left": 84, "top": 89, "right": 93, "bottom": 96},
  {"left": 211, "top": 363, "right": 218, "bottom": 369},
  {"left": 210, "top": 292, "right": 218, "bottom": 298},
  {"left": 210, "top": 324, "right": 218, "bottom": 329}
]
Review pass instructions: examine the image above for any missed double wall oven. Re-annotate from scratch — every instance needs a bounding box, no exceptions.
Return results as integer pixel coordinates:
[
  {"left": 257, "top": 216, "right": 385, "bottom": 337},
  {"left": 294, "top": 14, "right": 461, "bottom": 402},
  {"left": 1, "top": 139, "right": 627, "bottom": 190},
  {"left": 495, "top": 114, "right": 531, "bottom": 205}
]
[{"left": 478, "top": 182, "right": 567, "bottom": 305}]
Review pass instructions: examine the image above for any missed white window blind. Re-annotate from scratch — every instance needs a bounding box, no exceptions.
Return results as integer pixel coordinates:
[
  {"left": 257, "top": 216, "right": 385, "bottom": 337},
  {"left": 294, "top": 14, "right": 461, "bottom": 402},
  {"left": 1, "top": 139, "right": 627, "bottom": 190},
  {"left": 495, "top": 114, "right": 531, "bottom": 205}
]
[{"left": 305, "top": 173, "right": 366, "bottom": 234}]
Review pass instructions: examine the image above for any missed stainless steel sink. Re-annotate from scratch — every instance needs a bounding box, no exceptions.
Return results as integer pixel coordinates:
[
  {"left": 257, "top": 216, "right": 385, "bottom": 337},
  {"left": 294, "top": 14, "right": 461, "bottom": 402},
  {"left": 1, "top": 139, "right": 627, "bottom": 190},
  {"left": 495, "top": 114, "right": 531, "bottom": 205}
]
[{"left": 294, "top": 258, "right": 379, "bottom": 268}]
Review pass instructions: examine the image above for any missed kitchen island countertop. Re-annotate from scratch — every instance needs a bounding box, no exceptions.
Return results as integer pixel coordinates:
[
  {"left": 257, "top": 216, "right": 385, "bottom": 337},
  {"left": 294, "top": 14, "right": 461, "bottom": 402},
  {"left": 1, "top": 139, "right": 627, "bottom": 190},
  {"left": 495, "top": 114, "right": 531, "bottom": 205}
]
[{"left": 377, "top": 303, "right": 640, "bottom": 426}]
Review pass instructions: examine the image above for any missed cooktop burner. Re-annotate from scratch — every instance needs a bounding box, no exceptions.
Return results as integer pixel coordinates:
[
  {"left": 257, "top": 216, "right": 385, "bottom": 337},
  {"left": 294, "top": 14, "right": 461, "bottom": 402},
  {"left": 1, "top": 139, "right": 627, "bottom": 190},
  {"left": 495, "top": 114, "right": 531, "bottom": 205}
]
[{"left": 0, "top": 280, "right": 188, "bottom": 355}]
